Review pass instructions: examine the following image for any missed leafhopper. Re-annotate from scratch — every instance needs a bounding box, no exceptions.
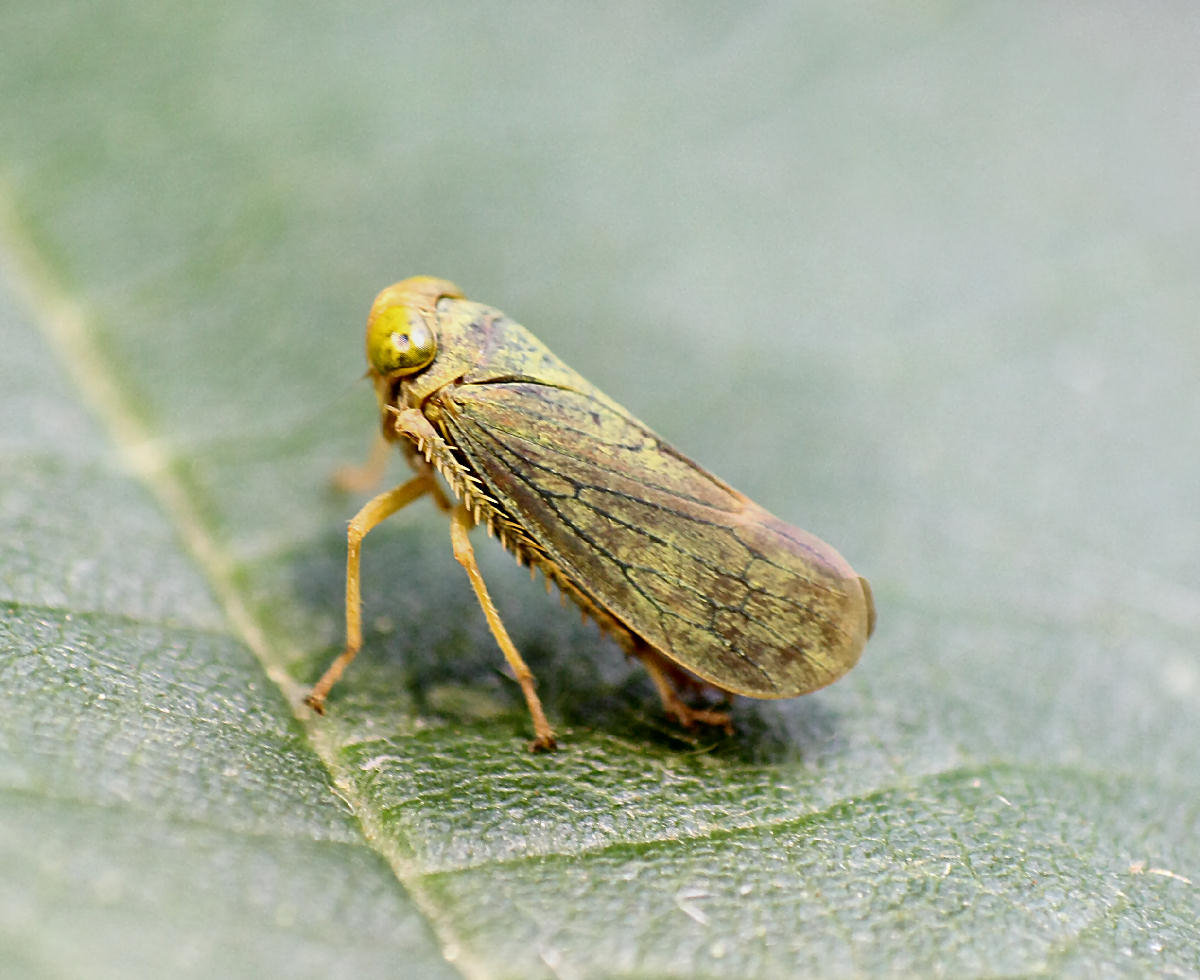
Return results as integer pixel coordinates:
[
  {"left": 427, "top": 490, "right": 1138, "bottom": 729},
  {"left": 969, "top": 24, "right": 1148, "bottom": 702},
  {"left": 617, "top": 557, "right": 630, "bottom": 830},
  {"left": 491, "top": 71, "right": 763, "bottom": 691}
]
[{"left": 306, "top": 277, "right": 875, "bottom": 749}]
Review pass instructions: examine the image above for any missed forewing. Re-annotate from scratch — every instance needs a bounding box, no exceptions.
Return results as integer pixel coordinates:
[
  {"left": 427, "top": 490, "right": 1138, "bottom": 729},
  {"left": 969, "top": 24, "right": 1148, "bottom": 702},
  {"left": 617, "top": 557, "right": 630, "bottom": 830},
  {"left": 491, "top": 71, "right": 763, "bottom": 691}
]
[{"left": 440, "top": 381, "right": 869, "bottom": 697}]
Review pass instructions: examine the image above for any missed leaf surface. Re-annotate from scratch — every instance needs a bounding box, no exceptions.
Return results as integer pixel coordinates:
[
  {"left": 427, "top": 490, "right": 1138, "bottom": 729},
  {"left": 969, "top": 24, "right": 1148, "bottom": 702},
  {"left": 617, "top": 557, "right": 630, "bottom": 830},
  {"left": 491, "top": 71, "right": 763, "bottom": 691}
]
[{"left": 1, "top": 2, "right": 1197, "bottom": 977}]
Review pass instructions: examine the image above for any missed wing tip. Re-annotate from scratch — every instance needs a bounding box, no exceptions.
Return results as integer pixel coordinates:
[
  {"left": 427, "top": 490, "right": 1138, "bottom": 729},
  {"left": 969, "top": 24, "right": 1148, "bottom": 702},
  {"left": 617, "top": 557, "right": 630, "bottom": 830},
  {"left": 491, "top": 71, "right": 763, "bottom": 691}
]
[{"left": 859, "top": 575, "right": 877, "bottom": 638}]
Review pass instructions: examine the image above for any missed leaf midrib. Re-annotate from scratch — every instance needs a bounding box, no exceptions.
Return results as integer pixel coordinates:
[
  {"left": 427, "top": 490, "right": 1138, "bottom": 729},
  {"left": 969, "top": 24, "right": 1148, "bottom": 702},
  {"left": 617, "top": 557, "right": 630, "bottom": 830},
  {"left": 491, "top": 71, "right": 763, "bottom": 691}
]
[{"left": 1, "top": 208, "right": 481, "bottom": 978}]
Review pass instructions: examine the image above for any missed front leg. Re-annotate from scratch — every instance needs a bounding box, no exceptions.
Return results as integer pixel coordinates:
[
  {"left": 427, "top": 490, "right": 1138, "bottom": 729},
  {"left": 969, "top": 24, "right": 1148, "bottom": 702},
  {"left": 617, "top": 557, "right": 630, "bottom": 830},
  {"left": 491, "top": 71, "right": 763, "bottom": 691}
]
[
  {"left": 305, "top": 471, "right": 437, "bottom": 713},
  {"left": 390, "top": 407, "right": 476, "bottom": 515}
]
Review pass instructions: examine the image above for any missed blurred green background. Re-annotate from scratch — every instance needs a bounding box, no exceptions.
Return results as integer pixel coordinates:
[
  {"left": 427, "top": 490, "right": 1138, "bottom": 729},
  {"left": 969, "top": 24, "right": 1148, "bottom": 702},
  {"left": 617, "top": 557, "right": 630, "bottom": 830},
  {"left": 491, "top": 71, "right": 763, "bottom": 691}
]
[{"left": 2, "top": 2, "right": 1197, "bottom": 977}]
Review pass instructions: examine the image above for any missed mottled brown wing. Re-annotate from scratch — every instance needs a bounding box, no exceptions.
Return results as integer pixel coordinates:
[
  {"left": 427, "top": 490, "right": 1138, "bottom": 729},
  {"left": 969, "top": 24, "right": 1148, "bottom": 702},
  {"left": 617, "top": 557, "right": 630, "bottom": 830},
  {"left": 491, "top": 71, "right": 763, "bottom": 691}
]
[{"left": 440, "top": 380, "right": 871, "bottom": 697}]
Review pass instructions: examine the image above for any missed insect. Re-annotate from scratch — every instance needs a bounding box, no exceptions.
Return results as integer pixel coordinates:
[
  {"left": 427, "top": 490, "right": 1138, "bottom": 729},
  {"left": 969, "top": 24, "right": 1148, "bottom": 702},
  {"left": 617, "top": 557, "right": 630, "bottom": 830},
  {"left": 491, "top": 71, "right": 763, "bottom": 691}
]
[{"left": 305, "top": 277, "right": 875, "bottom": 750}]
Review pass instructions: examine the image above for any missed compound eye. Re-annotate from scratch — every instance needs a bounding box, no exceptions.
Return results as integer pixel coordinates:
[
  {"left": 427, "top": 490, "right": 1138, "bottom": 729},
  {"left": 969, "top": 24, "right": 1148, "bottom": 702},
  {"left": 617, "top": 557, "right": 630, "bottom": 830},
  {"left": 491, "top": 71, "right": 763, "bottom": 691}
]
[{"left": 366, "top": 305, "right": 437, "bottom": 377}]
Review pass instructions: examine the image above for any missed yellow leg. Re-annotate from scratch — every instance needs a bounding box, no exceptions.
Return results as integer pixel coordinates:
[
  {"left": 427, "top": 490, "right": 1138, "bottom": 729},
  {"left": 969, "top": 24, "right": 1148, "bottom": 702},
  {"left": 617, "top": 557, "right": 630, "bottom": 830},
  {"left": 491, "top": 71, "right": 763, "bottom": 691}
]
[
  {"left": 305, "top": 472, "right": 435, "bottom": 713},
  {"left": 331, "top": 415, "right": 453, "bottom": 511},
  {"left": 638, "top": 647, "right": 734, "bottom": 735},
  {"left": 332, "top": 431, "right": 393, "bottom": 494},
  {"left": 449, "top": 503, "right": 557, "bottom": 751}
]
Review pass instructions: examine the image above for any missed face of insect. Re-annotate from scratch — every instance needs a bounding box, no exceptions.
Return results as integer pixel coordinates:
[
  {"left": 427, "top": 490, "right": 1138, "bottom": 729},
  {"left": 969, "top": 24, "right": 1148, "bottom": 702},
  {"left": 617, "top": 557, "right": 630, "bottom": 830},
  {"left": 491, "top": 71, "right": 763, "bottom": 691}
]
[
  {"left": 365, "top": 304, "right": 438, "bottom": 377},
  {"left": 364, "top": 276, "right": 462, "bottom": 380}
]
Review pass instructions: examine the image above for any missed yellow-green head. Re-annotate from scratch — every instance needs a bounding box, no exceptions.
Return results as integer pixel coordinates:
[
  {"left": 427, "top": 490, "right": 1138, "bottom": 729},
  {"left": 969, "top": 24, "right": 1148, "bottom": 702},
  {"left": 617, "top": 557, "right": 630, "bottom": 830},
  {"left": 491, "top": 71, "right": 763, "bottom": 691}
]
[{"left": 364, "top": 276, "right": 463, "bottom": 379}]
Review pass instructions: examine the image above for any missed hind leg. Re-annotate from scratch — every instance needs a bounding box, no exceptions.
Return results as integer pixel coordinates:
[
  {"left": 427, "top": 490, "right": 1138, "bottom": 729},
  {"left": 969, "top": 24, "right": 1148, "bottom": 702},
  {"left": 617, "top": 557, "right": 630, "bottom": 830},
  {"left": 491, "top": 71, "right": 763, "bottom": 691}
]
[{"left": 636, "top": 643, "right": 734, "bottom": 734}]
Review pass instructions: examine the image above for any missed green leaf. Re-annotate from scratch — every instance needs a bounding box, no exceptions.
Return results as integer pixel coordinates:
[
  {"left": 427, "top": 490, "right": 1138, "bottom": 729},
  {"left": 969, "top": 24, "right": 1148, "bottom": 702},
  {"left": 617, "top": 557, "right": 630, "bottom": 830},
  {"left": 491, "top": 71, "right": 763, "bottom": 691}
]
[{"left": 2, "top": 2, "right": 1198, "bottom": 978}]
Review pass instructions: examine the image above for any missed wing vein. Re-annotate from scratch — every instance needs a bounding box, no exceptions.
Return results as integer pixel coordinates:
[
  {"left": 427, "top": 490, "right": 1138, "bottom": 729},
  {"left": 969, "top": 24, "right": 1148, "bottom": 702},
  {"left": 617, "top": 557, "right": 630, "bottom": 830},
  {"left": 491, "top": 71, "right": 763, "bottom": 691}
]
[{"left": 436, "top": 380, "right": 862, "bottom": 696}]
